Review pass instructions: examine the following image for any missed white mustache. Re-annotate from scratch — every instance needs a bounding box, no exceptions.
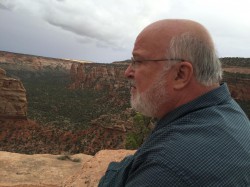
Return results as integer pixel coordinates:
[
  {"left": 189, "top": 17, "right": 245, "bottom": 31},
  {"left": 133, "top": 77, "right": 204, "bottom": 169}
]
[{"left": 129, "top": 81, "right": 136, "bottom": 88}]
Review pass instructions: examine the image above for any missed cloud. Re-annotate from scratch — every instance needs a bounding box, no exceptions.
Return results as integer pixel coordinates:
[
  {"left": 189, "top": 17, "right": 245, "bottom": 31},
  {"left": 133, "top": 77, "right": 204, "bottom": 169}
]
[
  {"left": 0, "top": 3, "right": 8, "bottom": 10},
  {"left": 0, "top": 0, "right": 172, "bottom": 49},
  {"left": 0, "top": 0, "right": 249, "bottom": 60}
]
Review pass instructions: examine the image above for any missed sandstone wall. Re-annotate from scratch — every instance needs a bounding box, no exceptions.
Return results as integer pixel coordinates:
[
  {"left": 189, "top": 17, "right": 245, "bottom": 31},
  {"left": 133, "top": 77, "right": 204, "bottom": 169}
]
[
  {"left": 69, "top": 63, "right": 130, "bottom": 91},
  {"left": 224, "top": 77, "right": 250, "bottom": 100},
  {"left": 0, "top": 68, "right": 27, "bottom": 119},
  {"left": 0, "top": 50, "right": 91, "bottom": 71}
]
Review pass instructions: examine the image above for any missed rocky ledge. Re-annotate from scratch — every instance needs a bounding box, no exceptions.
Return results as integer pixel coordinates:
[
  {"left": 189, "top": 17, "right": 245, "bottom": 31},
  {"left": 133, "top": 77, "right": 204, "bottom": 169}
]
[{"left": 0, "top": 149, "right": 135, "bottom": 187}]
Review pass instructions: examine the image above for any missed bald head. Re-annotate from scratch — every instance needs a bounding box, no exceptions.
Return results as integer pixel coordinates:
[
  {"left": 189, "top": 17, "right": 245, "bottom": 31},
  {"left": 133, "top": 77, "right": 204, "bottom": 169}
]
[
  {"left": 133, "top": 19, "right": 214, "bottom": 59},
  {"left": 143, "top": 19, "right": 212, "bottom": 37},
  {"left": 133, "top": 19, "right": 222, "bottom": 86}
]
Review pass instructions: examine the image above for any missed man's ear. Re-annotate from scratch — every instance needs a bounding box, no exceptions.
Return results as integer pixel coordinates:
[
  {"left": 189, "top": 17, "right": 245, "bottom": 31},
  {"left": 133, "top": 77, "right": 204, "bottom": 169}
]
[{"left": 173, "top": 62, "right": 193, "bottom": 90}]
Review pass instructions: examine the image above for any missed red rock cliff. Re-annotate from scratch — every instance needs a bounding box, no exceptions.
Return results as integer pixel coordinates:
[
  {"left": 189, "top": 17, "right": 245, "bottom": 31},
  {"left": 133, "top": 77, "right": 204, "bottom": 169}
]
[
  {"left": 69, "top": 63, "right": 130, "bottom": 91},
  {"left": 0, "top": 68, "right": 27, "bottom": 119},
  {"left": 0, "top": 50, "right": 91, "bottom": 71}
]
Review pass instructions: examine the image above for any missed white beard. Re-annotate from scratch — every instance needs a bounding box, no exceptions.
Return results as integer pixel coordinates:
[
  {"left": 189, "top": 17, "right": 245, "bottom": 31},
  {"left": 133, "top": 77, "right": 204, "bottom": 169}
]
[{"left": 131, "top": 72, "right": 169, "bottom": 117}]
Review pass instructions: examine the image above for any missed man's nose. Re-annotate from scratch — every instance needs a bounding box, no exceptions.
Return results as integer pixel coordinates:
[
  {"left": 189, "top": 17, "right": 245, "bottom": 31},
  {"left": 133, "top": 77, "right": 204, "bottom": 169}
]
[{"left": 124, "top": 64, "right": 134, "bottom": 78}]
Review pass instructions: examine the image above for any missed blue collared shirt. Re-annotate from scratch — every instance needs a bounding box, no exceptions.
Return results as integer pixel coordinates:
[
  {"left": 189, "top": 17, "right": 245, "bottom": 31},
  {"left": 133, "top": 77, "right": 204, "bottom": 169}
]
[{"left": 99, "top": 83, "right": 250, "bottom": 186}]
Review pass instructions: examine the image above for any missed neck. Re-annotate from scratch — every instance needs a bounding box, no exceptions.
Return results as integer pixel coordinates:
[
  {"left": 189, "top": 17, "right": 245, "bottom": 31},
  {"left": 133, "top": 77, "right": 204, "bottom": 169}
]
[{"left": 156, "top": 82, "right": 220, "bottom": 119}]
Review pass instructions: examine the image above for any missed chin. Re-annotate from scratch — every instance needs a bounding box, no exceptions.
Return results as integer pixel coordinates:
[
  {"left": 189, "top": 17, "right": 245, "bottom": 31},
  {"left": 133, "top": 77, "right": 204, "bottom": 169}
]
[{"left": 131, "top": 98, "right": 156, "bottom": 117}]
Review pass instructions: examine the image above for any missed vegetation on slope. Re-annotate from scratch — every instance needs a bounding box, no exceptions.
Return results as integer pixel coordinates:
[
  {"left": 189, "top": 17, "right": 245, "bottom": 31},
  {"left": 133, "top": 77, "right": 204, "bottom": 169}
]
[{"left": 5, "top": 69, "right": 130, "bottom": 130}]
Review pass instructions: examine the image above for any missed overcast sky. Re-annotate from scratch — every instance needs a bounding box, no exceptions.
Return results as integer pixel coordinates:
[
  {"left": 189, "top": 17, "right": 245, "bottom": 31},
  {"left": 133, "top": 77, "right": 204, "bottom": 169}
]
[{"left": 0, "top": 0, "right": 249, "bottom": 63}]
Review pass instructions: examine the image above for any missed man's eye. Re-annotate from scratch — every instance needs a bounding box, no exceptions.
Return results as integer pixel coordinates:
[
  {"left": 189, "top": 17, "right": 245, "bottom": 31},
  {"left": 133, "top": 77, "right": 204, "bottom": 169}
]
[{"left": 134, "top": 61, "right": 142, "bottom": 65}]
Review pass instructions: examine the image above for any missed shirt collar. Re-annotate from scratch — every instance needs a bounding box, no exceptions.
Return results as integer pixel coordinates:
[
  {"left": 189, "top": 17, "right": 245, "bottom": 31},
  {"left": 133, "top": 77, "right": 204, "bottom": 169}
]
[{"left": 155, "top": 83, "right": 231, "bottom": 131}]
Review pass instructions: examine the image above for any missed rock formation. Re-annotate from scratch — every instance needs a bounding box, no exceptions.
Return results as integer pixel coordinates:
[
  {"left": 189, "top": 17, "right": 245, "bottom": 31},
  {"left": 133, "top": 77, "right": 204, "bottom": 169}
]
[
  {"left": 222, "top": 68, "right": 250, "bottom": 101},
  {"left": 221, "top": 57, "right": 250, "bottom": 101},
  {"left": 0, "top": 50, "right": 91, "bottom": 71},
  {"left": 68, "top": 63, "right": 130, "bottom": 91},
  {"left": 223, "top": 75, "right": 250, "bottom": 100},
  {"left": 0, "top": 68, "right": 27, "bottom": 119}
]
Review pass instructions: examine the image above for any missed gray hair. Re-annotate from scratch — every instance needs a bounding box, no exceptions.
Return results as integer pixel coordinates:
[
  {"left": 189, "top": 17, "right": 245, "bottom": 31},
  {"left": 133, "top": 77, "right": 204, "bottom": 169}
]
[{"left": 167, "top": 33, "right": 222, "bottom": 86}]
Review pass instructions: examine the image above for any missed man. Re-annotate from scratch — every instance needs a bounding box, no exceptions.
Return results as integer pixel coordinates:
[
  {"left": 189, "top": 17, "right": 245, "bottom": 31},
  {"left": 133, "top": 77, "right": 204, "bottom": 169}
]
[{"left": 98, "top": 19, "right": 250, "bottom": 186}]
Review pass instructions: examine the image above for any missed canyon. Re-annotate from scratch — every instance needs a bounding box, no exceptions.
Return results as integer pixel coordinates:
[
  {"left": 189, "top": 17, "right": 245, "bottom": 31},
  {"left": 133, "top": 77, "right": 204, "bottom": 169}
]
[
  {"left": 0, "top": 51, "right": 138, "bottom": 156},
  {"left": 0, "top": 51, "right": 249, "bottom": 156},
  {"left": 0, "top": 51, "right": 249, "bottom": 186}
]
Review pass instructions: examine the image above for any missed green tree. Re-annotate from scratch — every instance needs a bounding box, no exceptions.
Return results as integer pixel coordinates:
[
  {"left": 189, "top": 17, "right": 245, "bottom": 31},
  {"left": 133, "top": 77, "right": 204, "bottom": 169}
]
[{"left": 125, "top": 112, "right": 152, "bottom": 149}]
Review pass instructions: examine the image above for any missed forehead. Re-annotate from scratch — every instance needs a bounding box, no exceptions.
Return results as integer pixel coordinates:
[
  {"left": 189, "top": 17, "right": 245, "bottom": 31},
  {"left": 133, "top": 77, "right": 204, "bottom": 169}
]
[{"left": 132, "top": 25, "right": 173, "bottom": 59}]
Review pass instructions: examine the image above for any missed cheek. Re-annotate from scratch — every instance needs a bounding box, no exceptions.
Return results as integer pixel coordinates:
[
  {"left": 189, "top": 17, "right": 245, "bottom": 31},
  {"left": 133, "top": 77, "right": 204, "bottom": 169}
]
[
  {"left": 134, "top": 74, "right": 154, "bottom": 92},
  {"left": 134, "top": 65, "right": 165, "bottom": 92},
  {"left": 136, "top": 79, "right": 150, "bottom": 93}
]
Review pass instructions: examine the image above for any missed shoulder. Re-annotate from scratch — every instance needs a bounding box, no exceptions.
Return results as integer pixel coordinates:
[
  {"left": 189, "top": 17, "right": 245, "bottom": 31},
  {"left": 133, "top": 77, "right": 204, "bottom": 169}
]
[
  {"left": 126, "top": 155, "right": 190, "bottom": 186},
  {"left": 132, "top": 113, "right": 250, "bottom": 186}
]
